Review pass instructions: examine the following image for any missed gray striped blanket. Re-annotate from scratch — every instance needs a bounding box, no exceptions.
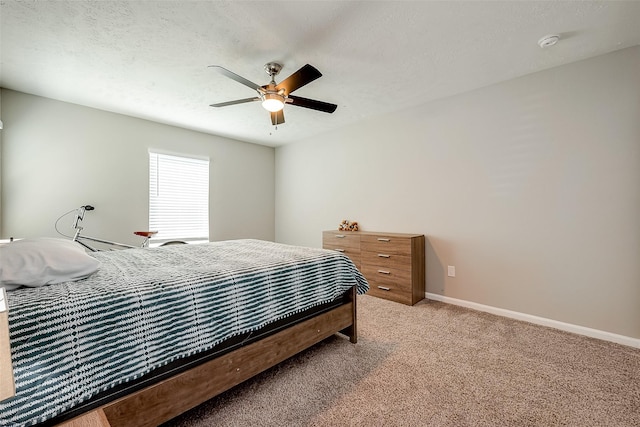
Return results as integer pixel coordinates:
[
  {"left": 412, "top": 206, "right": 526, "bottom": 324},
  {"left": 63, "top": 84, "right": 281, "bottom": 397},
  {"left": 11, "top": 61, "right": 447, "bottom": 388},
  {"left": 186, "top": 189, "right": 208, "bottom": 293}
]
[{"left": 0, "top": 239, "right": 368, "bottom": 426}]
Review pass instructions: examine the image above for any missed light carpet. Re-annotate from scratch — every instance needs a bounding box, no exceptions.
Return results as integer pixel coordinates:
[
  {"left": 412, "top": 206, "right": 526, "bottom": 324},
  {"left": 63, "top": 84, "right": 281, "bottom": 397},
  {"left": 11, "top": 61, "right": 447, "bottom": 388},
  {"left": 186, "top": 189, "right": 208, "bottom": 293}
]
[{"left": 163, "top": 295, "right": 640, "bottom": 427}]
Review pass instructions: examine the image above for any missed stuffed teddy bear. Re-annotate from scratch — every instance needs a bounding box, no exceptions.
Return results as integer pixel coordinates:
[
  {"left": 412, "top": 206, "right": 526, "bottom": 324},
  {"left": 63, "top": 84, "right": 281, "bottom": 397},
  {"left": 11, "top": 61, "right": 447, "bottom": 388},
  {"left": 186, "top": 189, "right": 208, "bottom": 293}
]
[{"left": 338, "top": 220, "right": 359, "bottom": 231}]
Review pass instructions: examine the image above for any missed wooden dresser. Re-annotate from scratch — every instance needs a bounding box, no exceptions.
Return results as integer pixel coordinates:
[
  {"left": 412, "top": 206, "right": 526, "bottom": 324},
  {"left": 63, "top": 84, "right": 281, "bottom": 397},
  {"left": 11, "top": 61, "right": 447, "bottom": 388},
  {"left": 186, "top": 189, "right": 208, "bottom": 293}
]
[{"left": 322, "top": 230, "right": 425, "bottom": 305}]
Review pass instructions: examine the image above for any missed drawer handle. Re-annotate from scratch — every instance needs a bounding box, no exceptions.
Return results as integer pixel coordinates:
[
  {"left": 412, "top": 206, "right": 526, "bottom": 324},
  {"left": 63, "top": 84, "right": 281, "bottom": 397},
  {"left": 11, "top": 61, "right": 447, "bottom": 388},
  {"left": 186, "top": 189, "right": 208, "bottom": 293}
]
[
  {"left": 378, "top": 254, "right": 390, "bottom": 258},
  {"left": 377, "top": 270, "right": 390, "bottom": 275},
  {"left": 334, "top": 248, "right": 345, "bottom": 252},
  {"left": 335, "top": 235, "right": 345, "bottom": 238},
  {"left": 377, "top": 286, "right": 390, "bottom": 291},
  {"left": 377, "top": 238, "right": 390, "bottom": 242}
]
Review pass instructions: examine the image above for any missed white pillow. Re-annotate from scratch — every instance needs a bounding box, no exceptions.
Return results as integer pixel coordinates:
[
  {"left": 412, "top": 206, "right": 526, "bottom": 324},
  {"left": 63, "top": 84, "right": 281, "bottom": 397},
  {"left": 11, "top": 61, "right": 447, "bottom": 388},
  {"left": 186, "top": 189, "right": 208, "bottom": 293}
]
[{"left": 0, "top": 238, "right": 100, "bottom": 290}]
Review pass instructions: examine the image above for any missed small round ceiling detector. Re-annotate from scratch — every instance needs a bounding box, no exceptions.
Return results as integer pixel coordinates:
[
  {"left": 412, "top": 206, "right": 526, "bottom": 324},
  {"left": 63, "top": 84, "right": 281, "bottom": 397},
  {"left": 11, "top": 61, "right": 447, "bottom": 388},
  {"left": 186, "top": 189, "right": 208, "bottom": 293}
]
[{"left": 538, "top": 34, "right": 560, "bottom": 48}]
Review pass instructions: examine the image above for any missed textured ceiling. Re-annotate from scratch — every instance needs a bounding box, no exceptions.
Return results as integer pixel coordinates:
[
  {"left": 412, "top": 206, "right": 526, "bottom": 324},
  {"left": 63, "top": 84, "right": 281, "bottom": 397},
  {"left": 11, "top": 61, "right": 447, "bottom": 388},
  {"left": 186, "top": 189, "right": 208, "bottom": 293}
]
[{"left": 1, "top": 1, "right": 640, "bottom": 147}]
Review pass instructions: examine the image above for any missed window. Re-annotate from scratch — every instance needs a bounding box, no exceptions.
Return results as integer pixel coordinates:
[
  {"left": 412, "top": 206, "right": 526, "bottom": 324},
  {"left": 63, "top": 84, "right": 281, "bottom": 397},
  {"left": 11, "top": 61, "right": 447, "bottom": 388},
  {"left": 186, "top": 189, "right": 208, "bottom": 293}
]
[{"left": 149, "top": 151, "right": 209, "bottom": 243}]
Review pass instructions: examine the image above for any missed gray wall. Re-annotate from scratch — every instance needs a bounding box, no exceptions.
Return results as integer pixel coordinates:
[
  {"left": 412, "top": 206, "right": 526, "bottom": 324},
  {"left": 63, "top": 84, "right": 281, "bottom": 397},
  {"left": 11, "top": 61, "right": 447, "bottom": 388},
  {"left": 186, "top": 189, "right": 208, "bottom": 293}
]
[
  {"left": 0, "top": 89, "right": 275, "bottom": 245},
  {"left": 275, "top": 46, "right": 640, "bottom": 339},
  {"left": 0, "top": 90, "right": 3, "bottom": 228}
]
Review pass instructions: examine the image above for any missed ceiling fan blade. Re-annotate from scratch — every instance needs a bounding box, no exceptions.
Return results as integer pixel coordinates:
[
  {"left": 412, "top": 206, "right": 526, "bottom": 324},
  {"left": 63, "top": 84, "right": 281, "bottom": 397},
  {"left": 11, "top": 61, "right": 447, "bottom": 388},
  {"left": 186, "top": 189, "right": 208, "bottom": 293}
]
[
  {"left": 288, "top": 95, "right": 337, "bottom": 113},
  {"left": 208, "top": 65, "right": 262, "bottom": 91},
  {"left": 270, "top": 110, "right": 285, "bottom": 125},
  {"left": 210, "top": 97, "right": 260, "bottom": 108},
  {"left": 275, "top": 64, "right": 322, "bottom": 95}
]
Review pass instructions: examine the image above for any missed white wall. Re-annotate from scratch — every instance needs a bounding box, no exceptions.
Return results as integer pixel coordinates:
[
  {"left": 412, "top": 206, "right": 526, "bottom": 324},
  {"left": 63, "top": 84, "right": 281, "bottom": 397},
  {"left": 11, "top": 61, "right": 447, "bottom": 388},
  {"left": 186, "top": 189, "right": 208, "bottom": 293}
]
[
  {"left": 1, "top": 89, "right": 275, "bottom": 245},
  {"left": 275, "top": 46, "right": 640, "bottom": 339}
]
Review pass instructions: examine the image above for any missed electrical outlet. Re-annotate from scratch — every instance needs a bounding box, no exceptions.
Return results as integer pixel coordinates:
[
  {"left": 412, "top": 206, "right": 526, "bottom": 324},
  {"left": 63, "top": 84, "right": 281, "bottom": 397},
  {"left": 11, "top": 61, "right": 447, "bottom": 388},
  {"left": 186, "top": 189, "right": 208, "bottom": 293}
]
[{"left": 447, "top": 265, "right": 456, "bottom": 277}]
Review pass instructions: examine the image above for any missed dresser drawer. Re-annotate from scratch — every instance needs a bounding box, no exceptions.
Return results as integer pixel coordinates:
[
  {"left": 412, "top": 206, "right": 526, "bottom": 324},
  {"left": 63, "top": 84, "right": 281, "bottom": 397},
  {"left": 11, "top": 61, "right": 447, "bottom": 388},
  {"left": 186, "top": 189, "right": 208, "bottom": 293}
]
[
  {"left": 322, "top": 230, "right": 361, "bottom": 269},
  {"left": 360, "top": 234, "right": 411, "bottom": 255},
  {"left": 324, "top": 246, "right": 361, "bottom": 269},
  {"left": 322, "top": 231, "right": 360, "bottom": 249},
  {"left": 360, "top": 265, "right": 412, "bottom": 288},
  {"left": 366, "top": 282, "right": 412, "bottom": 305},
  {"left": 361, "top": 251, "right": 411, "bottom": 271}
]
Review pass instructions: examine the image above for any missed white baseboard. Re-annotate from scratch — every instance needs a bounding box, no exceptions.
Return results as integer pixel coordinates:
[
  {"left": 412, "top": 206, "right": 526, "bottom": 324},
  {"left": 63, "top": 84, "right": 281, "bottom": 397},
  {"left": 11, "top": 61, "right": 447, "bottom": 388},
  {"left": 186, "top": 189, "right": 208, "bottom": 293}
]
[{"left": 425, "top": 293, "right": 640, "bottom": 349}]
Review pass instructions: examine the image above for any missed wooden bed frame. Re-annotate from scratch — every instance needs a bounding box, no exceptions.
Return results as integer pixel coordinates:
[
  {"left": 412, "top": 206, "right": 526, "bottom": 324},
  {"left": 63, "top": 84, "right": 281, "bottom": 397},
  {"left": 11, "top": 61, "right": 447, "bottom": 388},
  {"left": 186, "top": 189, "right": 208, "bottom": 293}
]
[{"left": 1, "top": 286, "right": 358, "bottom": 427}]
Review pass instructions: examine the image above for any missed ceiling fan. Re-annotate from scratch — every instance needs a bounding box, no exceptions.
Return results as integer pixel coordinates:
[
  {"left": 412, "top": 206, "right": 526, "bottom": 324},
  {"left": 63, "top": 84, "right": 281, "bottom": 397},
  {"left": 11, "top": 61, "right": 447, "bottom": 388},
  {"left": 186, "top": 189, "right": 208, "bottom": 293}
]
[{"left": 208, "top": 63, "right": 337, "bottom": 126}]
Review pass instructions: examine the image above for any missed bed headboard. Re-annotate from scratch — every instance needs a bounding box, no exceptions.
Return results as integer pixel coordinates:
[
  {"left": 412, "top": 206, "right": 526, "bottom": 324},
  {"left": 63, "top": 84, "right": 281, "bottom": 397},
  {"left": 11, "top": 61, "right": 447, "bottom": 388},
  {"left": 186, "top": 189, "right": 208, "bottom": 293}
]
[{"left": 0, "top": 287, "right": 15, "bottom": 401}]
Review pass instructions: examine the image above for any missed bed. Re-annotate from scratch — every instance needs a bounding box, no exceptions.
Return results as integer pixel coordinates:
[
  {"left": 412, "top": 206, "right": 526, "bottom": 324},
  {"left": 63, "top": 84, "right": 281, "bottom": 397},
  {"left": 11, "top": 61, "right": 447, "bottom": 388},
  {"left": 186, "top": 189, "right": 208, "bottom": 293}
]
[{"left": 0, "top": 239, "right": 368, "bottom": 427}]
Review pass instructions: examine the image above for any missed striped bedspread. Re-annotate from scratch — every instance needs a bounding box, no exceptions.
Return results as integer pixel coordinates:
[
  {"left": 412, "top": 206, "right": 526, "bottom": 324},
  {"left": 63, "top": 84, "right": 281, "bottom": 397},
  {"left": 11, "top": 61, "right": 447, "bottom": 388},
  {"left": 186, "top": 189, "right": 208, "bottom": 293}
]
[{"left": 0, "top": 239, "right": 368, "bottom": 426}]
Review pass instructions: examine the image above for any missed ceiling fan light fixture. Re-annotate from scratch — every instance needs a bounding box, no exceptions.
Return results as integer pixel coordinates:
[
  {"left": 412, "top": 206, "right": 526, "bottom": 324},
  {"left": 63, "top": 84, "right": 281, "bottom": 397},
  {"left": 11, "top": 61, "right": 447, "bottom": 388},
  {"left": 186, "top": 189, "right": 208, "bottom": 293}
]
[
  {"left": 210, "top": 63, "right": 337, "bottom": 125},
  {"left": 261, "top": 93, "right": 285, "bottom": 112}
]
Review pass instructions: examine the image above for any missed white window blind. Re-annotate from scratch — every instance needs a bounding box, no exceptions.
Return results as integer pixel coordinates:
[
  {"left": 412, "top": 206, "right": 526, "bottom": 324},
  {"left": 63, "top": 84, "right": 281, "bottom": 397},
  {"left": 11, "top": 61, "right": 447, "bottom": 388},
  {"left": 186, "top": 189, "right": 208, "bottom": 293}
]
[{"left": 149, "top": 152, "right": 209, "bottom": 242}]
